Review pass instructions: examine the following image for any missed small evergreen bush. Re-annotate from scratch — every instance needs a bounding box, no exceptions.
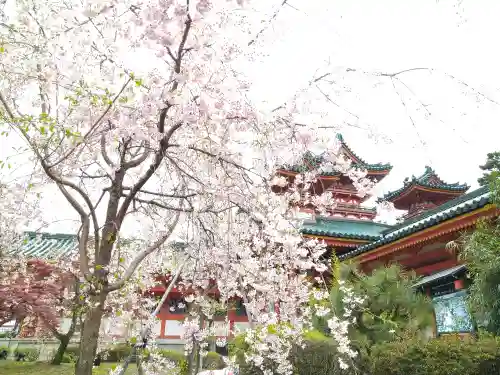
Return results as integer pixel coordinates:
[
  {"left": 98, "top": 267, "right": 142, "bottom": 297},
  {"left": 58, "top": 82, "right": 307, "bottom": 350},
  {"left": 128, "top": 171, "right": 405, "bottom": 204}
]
[
  {"left": 102, "top": 343, "right": 131, "bottom": 362},
  {"left": 203, "top": 351, "right": 225, "bottom": 370},
  {"left": 156, "top": 349, "right": 188, "bottom": 375},
  {"left": 14, "top": 347, "right": 40, "bottom": 361},
  {"left": 370, "top": 334, "right": 500, "bottom": 375}
]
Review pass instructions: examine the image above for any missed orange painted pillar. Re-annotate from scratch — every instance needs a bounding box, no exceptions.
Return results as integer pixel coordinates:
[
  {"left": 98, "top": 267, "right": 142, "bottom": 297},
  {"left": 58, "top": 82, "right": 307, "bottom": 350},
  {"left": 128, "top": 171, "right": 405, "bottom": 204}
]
[
  {"left": 454, "top": 279, "right": 465, "bottom": 290},
  {"left": 228, "top": 309, "right": 235, "bottom": 338}
]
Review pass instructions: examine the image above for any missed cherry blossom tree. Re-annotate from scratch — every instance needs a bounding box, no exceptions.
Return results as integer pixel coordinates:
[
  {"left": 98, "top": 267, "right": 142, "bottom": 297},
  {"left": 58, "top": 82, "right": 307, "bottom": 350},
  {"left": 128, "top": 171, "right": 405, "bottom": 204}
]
[{"left": 0, "top": 1, "right": 375, "bottom": 375}]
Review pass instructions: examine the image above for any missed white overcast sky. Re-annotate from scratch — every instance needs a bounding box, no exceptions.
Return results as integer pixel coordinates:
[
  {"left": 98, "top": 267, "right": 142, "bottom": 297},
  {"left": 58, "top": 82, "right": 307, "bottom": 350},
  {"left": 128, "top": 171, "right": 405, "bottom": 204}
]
[{"left": 1, "top": 0, "right": 499, "bottom": 233}]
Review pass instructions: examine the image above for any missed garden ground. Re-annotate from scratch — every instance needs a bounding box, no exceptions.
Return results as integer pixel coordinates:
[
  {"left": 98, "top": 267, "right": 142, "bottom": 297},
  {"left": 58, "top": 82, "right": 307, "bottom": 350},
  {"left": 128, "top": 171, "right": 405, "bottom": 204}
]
[{"left": 0, "top": 361, "right": 137, "bottom": 375}]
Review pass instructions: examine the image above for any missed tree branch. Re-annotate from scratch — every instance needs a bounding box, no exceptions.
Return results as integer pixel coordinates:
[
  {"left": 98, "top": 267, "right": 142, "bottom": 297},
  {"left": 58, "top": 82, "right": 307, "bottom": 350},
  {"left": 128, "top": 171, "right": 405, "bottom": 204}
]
[
  {"left": 116, "top": 121, "right": 183, "bottom": 226},
  {"left": 56, "top": 185, "right": 92, "bottom": 280},
  {"left": 248, "top": 0, "right": 291, "bottom": 47},
  {"left": 105, "top": 210, "right": 182, "bottom": 292},
  {"left": 48, "top": 77, "right": 133, "bottom": 169},
  {"left": 122, "top": 141, "right": 151, "bottom": 169},
  {"left": 0, "top": 92, "right": 15, "bottom": 119},
  {"left": 122, "top": 186, "right": 197, "bottom": 199},
  {"left": 101, "top": 133, "right": 114, "bottom": 167}
]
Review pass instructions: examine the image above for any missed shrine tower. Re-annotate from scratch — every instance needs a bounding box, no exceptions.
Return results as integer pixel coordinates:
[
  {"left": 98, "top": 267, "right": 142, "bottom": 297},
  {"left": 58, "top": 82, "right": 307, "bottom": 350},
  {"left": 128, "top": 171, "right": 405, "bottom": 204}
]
[
  {"left": 273, "top": 133, "right": 393, "bottom": 253},
  {"left": 275, "top": 133, "right": 392, "bottom": 221},
  {"left": 378, "top": 166, "right": 470, "bottom": 220}
]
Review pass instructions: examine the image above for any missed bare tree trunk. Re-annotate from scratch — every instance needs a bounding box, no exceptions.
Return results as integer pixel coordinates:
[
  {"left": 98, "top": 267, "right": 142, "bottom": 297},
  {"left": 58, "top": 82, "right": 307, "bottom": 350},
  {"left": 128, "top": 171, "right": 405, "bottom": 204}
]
[
  {"left": 136, "top": 351, "right": 145, "bottom": 375},
  {"left": 187, "top": 342, "right": 199, "bottom": 375},
  {"left": 51, "top": 335, "right": 70, "bottom": 365},
  {"left": 74, "top": 294, "right": 107, "bottom": 375},
  {"left": 192, "top": 313, "right": 205, "bottom": 375}
]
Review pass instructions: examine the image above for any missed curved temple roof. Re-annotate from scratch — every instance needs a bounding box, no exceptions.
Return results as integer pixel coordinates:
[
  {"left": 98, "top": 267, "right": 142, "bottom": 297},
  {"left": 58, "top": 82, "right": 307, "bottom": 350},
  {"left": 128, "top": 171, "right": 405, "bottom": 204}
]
[
  {"left": 379, "top": 166, "right": 469, "bottom": 203},
  {"left": 279, "top": 134, "right": 393, "bottom": 175},
  {"left": 335, "top": 134, "right": 393, "bottom": 172},
  {"left": 340, "top": 185, "right": 491, "bottom": 260},
  {"left": 7, "top": 232, "right": 78, "bottom": 259},
  {"left": 301, "top": 217, "right": 392, "bottom": 241}
]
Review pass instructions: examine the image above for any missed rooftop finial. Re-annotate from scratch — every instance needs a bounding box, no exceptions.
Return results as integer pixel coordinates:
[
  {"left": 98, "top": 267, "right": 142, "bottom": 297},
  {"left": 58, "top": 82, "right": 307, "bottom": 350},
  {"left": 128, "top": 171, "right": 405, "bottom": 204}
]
[{"left": 424, "top": 165, "right": 434, "bottom": 174}]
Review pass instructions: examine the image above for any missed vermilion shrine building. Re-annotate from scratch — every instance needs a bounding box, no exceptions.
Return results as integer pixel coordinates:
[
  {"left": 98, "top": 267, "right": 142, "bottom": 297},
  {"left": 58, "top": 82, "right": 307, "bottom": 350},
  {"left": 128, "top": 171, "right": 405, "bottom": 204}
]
[{"left": 11, "top": 134, "right": 497, "bottom": 345}]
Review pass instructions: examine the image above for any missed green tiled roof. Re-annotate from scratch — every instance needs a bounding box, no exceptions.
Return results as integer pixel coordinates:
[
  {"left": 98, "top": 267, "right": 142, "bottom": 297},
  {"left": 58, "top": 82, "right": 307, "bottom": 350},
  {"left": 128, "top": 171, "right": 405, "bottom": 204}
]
[
  {"left": 379, "top": 166, "right": 469, "bottom": 202},
  {"left": 340, "top": 186, "right": 491, "bottom": 260},
  {"left": 335, "top": 134, "right": 393, "bottom": 171},
  {"left": 301, "top": 218, "right": 392, "bottom": 240},
  {"left": 279, "top": 134, "right": 392, "bottom": 174},
  {"left": 7, "top": 232, "right": 78, "bottom": 259}
]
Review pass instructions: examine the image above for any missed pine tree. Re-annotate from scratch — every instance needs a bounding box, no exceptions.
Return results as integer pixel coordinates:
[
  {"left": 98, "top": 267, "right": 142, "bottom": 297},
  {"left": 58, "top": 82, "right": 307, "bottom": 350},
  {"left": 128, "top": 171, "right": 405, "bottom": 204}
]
[{"left": 326, "top": 263, "right": 434, "bottom": 354}]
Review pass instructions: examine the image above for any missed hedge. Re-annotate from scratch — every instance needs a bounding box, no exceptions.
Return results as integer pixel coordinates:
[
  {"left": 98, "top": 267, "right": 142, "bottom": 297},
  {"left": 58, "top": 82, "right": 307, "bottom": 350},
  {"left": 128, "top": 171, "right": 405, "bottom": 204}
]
[
  {"left": 152, "top": 349, "right": 223, "bottom": 374},
  {"left": 370, "top": 334, "right": 500, "bottom": 375},
  {"left": 0, "top": 345, "right": 10, "bottom": 357},
  {"left": 13, "top": 347, "right": 40, "bottom": 361},
  {"left": 155, "top": 349, "right": 188, "bottom": 375},
  {"left": 60, "top": 343, "right": 131, "bottom": 363},
  {"left": 203, "top": 351, "right": 225, "bottom": 370}
]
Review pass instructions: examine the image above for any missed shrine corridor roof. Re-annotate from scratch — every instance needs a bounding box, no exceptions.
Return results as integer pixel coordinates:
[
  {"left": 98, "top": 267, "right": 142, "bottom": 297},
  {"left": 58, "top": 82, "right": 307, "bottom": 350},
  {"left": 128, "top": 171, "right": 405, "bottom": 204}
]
[
  {"left": 340, "top": 185, "right": 491, "bottom": 260},
  {"left": 7, "top": 232, "right": 78, "bottom": 259},
  {"left": 301, "top": 218, "right": 391, "bottom": 240}
]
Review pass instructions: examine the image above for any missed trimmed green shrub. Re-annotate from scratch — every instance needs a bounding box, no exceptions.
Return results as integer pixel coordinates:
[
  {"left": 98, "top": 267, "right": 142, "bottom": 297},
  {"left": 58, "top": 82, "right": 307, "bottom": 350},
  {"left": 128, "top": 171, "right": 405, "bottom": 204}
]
[
  {"left": 156, "top": 349, "right": 188, "bottom": 375},
  {"left": 203, "top": 351, "right": 225, "bottom": 370},
  {"left": 156, "top": 349, "right": 185, "bottom": 362},
  {"left": 370, "top": 334, "right": 500, "bottom": 375},
  {"left": 65, "top": 346, "right": 80, "bottom": 360},
  {"left": 14, "top": 347, "right": 40, "bottom": 361},
  {"left": 102, "top": 343, "right": 131, "bottom": 362},
  {"left": 60, "top": 352, "right": 77, "bottom": 363},
  {"left": 63, "top": 344, "right": 132, "bottom": 363},
  {"left": 0, "top": 345, "right": 11, "bottom": 358},
  {"left": 292, "top": 331, "right": 368, "bottom": 375}
]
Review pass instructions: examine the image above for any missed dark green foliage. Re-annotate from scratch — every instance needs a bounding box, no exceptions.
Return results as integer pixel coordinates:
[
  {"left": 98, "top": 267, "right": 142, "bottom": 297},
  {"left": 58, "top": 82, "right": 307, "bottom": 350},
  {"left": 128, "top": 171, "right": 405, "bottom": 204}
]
[
  {"left": 459, "top": 218, "right": 500, "bottom": 334},
  {"left": 63, "top": 346, "right": 79, "bottom": 360},
  {"left": 102, "top": 343, "right": 131, "bottom": 362},
  {"left": 478, "top": 151, "right": 500, "bottom": 187},
  {"left": 291, "top": 331, "right": 368, "bottom": 375},
  {"left": 60, "top": 353, "right": 76, "bottom": 363},
  {"left": 61, "top": 344, "right": 131, "bottom": 363},
  {"left": 203, "top": 351, "right": 225, "bottom": 370},
  {"left": 155, "top": 349, "right": 188, "bottom": 375},
  {"left": 326, "top": 263, "right": 434, "bottom": 354},
  {"left": 14, "top": 348, "right": 39, "bottom": 361},
  {"left": 478, "top": 151, "right": 500, "bottom": 205},
  {"left": 155, "top": 349, "right": 185, "bottom": 362},
  {"left": 0, "top": 345, "right": 10, "bottom": 358},
  {"left": 370, "top": 334, "right": 500, "bottom": 375},
  {"left": 458, "top": 170, "right": 500, "bottom": 335}
]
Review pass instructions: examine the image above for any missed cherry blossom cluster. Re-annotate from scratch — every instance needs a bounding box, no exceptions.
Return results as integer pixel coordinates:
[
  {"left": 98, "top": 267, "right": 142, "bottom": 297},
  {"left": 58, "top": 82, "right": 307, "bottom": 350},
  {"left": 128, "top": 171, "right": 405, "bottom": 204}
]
[{"left": 306, "top": 281, "right": 367, "bottom": 370}]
